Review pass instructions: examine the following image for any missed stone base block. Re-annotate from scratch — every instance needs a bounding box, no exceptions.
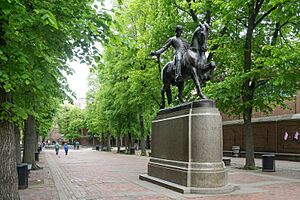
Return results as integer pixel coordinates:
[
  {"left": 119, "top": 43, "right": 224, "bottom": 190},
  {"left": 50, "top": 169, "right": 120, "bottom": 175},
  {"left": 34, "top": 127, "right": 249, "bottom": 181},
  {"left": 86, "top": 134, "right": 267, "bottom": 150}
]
[
  {"left": 148, "top": 158, "right": 227, "bottom": 187},
  {"left": 139, "top": 174, "right": 239, "bottom": 194},
  {"left": 140, "top": 100, "right": 239, "bottom": 194}
]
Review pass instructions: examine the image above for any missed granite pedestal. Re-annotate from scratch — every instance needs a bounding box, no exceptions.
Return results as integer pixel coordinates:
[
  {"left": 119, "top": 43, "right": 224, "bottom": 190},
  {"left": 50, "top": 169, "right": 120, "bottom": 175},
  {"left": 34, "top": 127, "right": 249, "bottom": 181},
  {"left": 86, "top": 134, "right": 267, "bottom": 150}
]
[{"left": 140, "top": 100, "right": 237, "bottom": 194}]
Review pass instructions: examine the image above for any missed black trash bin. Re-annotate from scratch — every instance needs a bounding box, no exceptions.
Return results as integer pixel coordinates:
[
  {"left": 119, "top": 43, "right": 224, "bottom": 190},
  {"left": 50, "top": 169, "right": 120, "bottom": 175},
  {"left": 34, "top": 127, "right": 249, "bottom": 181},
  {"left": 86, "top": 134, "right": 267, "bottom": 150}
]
[
  {"left": 17, "top": 163, "right": 28, "bottom": 189},
  {"left": 35, "top": 152, "right": 39, "bottom": 162},
  {"left": 95, "top": 145, "right": 100, "bottom": 151},
  {"left": 130, "top": 147, "right": 135, "bottom": 155},
  {"left": 262, "top": 154, "right": 275, "bottom": 172}
]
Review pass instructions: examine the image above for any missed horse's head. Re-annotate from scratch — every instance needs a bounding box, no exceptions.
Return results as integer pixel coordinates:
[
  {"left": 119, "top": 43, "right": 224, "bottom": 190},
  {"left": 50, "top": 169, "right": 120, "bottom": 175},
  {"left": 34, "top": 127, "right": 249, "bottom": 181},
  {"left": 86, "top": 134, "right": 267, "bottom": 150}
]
[{"left": 195, "top": 22, "right": 209, "bottom": 52}]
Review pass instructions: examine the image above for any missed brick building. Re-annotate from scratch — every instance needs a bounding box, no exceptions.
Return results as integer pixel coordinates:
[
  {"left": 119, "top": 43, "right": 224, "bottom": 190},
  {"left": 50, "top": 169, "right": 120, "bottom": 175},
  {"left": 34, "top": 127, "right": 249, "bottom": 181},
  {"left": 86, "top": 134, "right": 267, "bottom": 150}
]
[
  {"left": 223, "top": 91, "right": 300, "bottom": 159},
  {"left": 77, "top": 128, "right": 101, "bottom": 146}
]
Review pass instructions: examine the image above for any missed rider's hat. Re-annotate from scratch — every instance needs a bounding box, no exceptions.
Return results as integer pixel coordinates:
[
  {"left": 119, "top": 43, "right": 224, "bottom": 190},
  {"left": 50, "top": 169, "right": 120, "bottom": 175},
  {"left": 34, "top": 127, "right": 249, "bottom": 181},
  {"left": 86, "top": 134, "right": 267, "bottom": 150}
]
[{"left": 175, "top": 25, "right": 183, "bottom": 32}]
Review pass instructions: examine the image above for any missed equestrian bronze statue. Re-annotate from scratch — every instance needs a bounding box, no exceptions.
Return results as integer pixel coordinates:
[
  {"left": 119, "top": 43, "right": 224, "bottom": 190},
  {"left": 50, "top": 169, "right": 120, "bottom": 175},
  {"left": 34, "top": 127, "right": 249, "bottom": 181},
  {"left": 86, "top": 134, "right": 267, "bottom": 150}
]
[{"left": 151, "top": 23, "right": 216, "bottom": 109}]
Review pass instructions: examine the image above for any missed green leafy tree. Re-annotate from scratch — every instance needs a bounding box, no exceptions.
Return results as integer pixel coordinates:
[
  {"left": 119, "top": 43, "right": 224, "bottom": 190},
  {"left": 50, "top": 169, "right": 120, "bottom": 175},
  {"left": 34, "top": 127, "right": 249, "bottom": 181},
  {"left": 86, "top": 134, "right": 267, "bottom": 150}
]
[
  {"left": 86, "top": 0, "right": 299, "bottom": 170},
  {"left": 89, "top": 0, "right": 180, "bottom": 154},
  {"left": 0, "top": 0, "right": 111, "bottom": 197},
  {"left": 57, "top": 105, "right": 86, "bottom": 141},
  {"left": 205, "top": 0, "right": 300, "bottom": 169}
]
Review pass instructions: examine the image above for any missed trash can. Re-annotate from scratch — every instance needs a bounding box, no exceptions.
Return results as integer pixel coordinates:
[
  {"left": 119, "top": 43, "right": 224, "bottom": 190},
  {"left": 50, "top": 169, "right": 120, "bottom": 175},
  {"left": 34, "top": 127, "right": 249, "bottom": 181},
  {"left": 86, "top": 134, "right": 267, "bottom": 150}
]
[
  {"left": 262, "top": 154, "right": 275, "bottom": 172},
  {"left": 17, "top": 163, "right": 28, "bottom": 189},
  {"left": 35, "top": 152, "right": 39, "bottom": 162},
  {"left": 95, "top": 145, "right": 100, "bottom": 151},
  {"left": 130, "top": 147, "right": 135, "bottom": 155}
]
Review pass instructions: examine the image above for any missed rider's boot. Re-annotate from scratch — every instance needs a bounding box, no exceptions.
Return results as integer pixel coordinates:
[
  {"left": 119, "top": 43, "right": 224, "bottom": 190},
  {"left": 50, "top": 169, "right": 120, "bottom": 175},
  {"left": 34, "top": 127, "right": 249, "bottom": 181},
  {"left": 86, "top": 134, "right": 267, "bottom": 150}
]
[{"left": 175, "top": 64, "right": 182, "bottom": 82}]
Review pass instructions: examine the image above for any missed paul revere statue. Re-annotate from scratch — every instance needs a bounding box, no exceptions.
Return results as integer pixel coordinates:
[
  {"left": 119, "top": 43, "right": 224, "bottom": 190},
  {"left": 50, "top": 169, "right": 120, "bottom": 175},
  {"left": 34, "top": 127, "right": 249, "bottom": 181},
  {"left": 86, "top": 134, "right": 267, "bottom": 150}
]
[{"left": 151, "top": 25, "right": 189, "bottom": 82}]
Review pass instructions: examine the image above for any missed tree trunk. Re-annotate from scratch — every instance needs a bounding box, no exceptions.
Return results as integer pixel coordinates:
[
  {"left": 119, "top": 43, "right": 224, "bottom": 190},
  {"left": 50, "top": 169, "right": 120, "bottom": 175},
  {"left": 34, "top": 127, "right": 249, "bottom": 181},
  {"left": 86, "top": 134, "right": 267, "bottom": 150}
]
[
  {"left": 117, "top": 136, "right": 121, "bottom": 153},
  {"left": 241, "top": 0, "right": 277, "bottom": 168},
  {"left": 101, "top": 132, "right": 104, "bottom": 150},
  {"left": 107, "top": 132, "right": 111, "bottom": 151},
  {"left": 242, "top": 0, "right": 256, "bottom": 169},
  {"left": 125, "top": 133, "right": 132, "bottom": 153},
  {"left": 23, "top": 115, "right": 39, "bottom": 170},
  {"left": 0, "top": 88, "right": 20, "bottom": 199},
  {"left": 128, "top": 132, "right": 132, "bottom": 152},
  {"left": 243, "top": 108, "right": 255, "bottom": 169},
  {"left": 124, "top": 135, "right": 128, "bottom": 152},
  {"left": 14, "top": 124, "right": 21, "bottom": 165},
  {"left": 146, "top": 135, "right": 151, "bottom": 149},
  {"left": 139, "top": 115, "right": 146, "bottom": 156}
]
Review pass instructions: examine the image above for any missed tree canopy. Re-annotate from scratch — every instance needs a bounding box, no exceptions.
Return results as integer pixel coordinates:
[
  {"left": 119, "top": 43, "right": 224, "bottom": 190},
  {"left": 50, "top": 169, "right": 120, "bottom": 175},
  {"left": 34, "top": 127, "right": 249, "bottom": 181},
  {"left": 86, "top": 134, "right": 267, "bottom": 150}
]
[
  {"left": 84, "top": 0, "right": 299, "bottom": 168},
  {"left": 0, "top": 0, "right": 111, "bottom": 197},
  {"left": 57, "top": 104, "right": 85, "bottom": 140}
]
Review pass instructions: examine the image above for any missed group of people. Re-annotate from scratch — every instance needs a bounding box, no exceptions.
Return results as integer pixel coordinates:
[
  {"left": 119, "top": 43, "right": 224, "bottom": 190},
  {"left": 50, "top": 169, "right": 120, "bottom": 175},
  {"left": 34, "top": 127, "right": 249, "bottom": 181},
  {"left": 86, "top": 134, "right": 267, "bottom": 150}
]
[{"left": 54, "top": 141, "right": 80, "bottom": 156}]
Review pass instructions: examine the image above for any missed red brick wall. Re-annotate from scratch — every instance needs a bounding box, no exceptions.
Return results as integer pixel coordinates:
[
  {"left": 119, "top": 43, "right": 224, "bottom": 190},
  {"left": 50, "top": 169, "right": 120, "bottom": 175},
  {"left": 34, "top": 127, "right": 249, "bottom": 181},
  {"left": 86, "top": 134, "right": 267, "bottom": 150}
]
[
  {"left": 253, "top": 100, "right": 296, "bottom": 118},
  {"left": 221, "top": 113, "right": 240, "bottom": 121},
  {"left": 296, "top": 91, "right": 300, "bottom": 113},
  {"left": 277, "top": 120, "right": 300, "bottom": 153},
  {"left": 222, "top": 91, "right": 300, "bottom": 153},
  {"left": 222, "top": 92, "right": 299, "bottom": 121},
  {"left": 79, "top": 137, "right": 100, "bottom": 146},
  {"left": 223, "top": 120, "right": 300, "bottom": 154},
  {"left": 223, "top": 125, "right": 243, "bottom": 150}
]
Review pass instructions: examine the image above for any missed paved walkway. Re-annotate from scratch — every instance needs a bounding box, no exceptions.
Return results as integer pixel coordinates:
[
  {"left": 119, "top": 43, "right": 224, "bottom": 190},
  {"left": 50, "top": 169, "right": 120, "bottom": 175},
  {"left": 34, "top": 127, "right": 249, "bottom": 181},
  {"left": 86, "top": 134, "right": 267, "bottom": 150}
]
[{"left": 19, "top": 149, "right": 300, "bottom": 200}]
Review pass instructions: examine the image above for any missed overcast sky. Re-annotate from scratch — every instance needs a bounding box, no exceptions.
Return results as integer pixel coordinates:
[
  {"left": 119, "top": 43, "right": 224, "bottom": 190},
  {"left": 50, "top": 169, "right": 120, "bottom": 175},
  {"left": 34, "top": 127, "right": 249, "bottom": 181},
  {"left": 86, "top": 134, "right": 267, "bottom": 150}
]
[
  {"left": 66, "top": 1, "right": 113, "bottom": 100},
  {"left": 66, "top": 61, "right": 89, "bottom": 99}
]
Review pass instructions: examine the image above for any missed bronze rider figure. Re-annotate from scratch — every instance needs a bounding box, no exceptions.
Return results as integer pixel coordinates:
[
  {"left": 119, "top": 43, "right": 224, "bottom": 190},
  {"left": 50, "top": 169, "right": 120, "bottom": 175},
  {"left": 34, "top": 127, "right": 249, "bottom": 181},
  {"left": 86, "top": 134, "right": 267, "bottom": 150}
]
[{"left": 151, "top": 25, "right": 189, "bottom": 82}]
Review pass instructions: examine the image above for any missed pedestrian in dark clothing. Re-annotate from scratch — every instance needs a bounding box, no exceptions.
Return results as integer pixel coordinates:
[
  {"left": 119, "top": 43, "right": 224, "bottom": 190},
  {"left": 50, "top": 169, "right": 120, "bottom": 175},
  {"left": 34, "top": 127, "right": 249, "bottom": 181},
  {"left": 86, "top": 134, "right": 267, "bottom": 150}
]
[
  {"left": 55, "top": 142, "right": 60, "bottom": 155},
  {"left": 64, "top": 142, "right": 69, "bottom": 155}
]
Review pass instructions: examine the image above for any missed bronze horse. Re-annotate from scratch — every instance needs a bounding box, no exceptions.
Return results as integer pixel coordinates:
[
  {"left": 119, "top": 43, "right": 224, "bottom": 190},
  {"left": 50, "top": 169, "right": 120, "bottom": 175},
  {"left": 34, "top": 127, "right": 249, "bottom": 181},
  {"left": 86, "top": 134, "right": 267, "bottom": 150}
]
[{"left": 159, "top": 23, "right": 215, "bottom": 109}]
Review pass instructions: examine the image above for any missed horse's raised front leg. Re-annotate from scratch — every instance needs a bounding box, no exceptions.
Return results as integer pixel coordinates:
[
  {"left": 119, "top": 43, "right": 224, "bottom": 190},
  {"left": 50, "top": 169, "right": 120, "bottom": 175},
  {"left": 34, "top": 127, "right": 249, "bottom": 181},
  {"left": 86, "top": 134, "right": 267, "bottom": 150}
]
[
  {"left": 191, "top": 67, "right": 207, "bottom": 99},
  {"left": 207, "top": 61, "right": 216, "bottom": 79},
  {"left": 202, "top": 61, "right": 216, "bottom": 77},
  {"left": 177, "top": 82, "right": 184, "bottom": 103}
]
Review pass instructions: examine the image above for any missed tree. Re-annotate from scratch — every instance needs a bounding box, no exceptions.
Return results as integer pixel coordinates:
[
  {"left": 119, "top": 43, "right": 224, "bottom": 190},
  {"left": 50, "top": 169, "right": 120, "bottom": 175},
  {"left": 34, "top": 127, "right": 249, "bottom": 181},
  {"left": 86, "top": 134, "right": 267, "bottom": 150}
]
[
  {"left": 205, "top": 0, "right": 300, "bottom": 169},
  {"left": 86, "top": 0, "right": 299, "bottom": 169},
  {"left": 0, "top": 0, "right": 111, "bottom": 197},
  {"left": 86, "top": 0, "right": 213, "bottom": 155},
  {"left": 57, "top": 105, "right": 86, "bottom": 141},
  {"left": 87, "top": 0, "right": 181, "bottom": 154}
]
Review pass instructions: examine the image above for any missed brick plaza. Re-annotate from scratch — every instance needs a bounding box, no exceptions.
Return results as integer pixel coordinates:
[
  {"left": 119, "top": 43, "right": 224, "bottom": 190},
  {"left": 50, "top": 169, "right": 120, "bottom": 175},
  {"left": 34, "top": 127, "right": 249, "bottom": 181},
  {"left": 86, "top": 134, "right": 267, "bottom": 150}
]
[{"left": 19, "top": 149, "right": 300, "bottom": 200}]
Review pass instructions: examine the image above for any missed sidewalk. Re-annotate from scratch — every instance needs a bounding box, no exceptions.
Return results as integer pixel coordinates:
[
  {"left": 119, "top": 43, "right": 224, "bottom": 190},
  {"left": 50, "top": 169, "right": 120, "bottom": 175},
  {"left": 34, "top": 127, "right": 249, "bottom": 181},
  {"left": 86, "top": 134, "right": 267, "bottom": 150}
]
[
  {"left": 19, "top": 151, "right": 59, "bottom": 200},
  {"left": 19, "top": 149, "right": 300, "bottom": 200}
]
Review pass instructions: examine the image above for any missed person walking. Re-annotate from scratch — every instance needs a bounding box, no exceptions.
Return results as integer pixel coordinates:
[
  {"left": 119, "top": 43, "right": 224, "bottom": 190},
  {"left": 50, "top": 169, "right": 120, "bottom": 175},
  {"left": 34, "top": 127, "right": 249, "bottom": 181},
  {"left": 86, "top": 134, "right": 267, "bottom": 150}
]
[
  {"left": 76, "top": 141, "right": 80, "bottom": 150},
  {"left": 64, "top": 142, "right": 69, "bottom": 155},
  {"left": 54, "top": 142, "right": 60, "bottom": 155}
]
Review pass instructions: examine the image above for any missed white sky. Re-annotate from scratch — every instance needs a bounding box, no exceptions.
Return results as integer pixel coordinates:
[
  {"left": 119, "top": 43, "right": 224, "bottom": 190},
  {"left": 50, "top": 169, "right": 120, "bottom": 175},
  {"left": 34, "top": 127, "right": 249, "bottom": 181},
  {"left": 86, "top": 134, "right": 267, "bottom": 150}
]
[
  {"left": 66, "top": 1, "right": 113, "bottom": 100},
  {"left": 66, "top": 61, "right": 89, "bottom": 99}
]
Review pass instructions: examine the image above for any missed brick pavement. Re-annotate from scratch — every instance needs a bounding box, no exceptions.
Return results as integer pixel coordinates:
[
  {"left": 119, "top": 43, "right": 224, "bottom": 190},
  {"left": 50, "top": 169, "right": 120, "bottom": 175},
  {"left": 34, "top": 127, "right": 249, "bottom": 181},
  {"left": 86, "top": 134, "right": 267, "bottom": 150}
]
[
  {"left": 19, "top": 151, "right": 59, "bottom": 200},
  {"left": 19, "top": 149, "right": 300, "bottom": 200}
]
